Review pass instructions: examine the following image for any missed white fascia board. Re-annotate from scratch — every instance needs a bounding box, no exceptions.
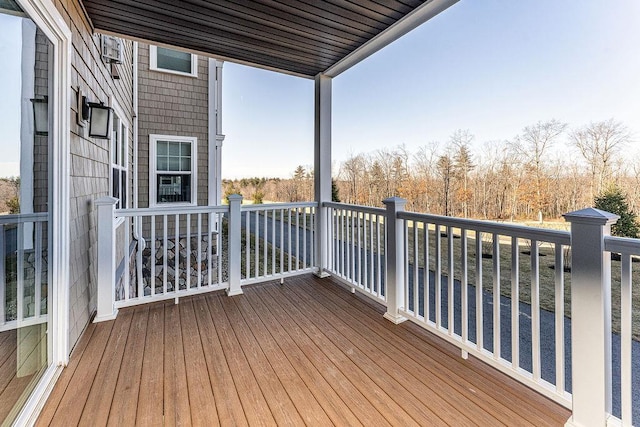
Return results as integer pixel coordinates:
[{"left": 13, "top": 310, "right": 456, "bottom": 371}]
[{"left": 323, "top": 0, "right": 459, "bottom": 78}]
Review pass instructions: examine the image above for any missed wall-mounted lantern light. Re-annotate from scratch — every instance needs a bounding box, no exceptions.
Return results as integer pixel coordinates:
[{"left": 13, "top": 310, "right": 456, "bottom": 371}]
[
  {"left": 30, "top": 96, "right": 48, "bottom": 136},
  {"left": 81, "top": 95, "right": 112, "bottom": 139}
]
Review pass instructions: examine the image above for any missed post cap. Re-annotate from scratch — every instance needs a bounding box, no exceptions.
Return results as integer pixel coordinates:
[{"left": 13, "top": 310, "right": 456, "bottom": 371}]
[
  {"left": 563, "top": 207, "right": 619, "bottom": 226},
  {"left": 227, "top": 194, "right": 243, "bottom": 202},
  {"left": 382, "top": 196, "right": 407, "bottom": 206},
  {"left": 95, "top": 196, "right": 119, "bottom": 206}
]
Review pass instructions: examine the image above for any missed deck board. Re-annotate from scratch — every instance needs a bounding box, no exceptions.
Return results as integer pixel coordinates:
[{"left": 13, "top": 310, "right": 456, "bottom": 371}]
[
  {"left": 107, "top": 305, "right": 149, "bottom": 426},
  {"left": 35, "top": 322, "right": 96, "bottom": 426},
  {"left": 79, "top": 309, "right": 133, "bottom": 426},
  {"left": 192, "top": 298, "right": 248, "bottom": 427},
  {"left": 233, "top": 294, "right": 362, "bottom": 426},
  {"left": 46, "top": 320, "right": 114, "bottom": 426},
  {"left": 292, "top": 278, "right": 532, "bottom": 426},
  {"left": 162, "top": 300, "right": 191, "bottom": 426},
  {"left": 308, "top": 278, "right": 568, "bottom": 426},
  {"left": 135, "top": 304, "right": 164, "bottom": 426},
  {"left": 245, "top": 286, "right": 391, "bottom": 426},
  {"left": 37, "top": 274, "right": 571, "bottom": 426}
]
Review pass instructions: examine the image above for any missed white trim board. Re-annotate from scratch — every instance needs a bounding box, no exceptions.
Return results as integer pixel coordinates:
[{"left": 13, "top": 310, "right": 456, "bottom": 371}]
[
  {"left": 149, "top": 134, "right": 198, "bottom": 208},
  {"left": 149, "top": 44, "right": 198, "bottom": 78},
  {"left": 12, "top": 0, "right": 71, "bottom": 424}
]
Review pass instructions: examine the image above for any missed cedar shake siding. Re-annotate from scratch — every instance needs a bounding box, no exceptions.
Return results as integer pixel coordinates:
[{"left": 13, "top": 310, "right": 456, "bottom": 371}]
[
  {"left": 53, "top": 0, "right": 135, "bottom": 350},
  {"left": 137, "top": 43, "right": 209, "bottom": 209}
]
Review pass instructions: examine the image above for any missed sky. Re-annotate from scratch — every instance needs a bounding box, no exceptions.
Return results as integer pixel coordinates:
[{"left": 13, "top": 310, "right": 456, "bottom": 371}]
[
  {"left": 221, "top": 0, "right": 640, "bottom": 179},
  {"left": 1, "top": 1, "right": 640, "bottom": 180},
  {"left": 0, "top": 14, "right": 23, "bottom": 178}
]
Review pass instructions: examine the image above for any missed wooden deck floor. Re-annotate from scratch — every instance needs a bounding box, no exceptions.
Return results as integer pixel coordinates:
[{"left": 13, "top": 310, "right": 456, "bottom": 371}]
[{"left": 37, "top": 275, "right": 570, "bottom": 426}]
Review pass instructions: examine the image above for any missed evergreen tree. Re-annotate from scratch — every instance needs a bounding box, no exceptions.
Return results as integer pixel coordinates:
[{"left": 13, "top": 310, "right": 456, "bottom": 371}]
[
  {"left": 331, "top": 179, "right": 340, "bottom": 202},
  {"left": 594, "top": 186, "right": 640, "bottom": 238}
]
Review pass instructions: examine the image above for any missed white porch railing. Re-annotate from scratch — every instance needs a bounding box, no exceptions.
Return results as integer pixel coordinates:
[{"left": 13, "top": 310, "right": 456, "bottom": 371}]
[
  {"left": 95, "top": 197, "right": 318, "bottom": 318},
  {"left": 323, "top": 202, "right": 386, "bottom": 303},
  {"left": 240, "top": 202, "right": 317, "bottom": 285},
  {"left": 95, "top": 195, "right": 638, "bottom": 426},
  {"left": 604, "top": 235, "right": 639, "bottom": 427},
  {"left": 0, "top": 213, "right": 48, "bottom": 332},
  {"left": 397, "top": 209, "right": 572, "bottom": 407},
  {"left": 318, "top": 200, "right": 637, "bottom": 425}
]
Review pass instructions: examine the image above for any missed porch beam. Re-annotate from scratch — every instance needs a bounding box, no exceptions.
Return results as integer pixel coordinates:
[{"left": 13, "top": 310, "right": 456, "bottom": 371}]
[
  {"left": 323, "top": 0, "right": 459, "bottom": 77},
  {"left": 314, "top": 73, "right": 331, "bottom": 277}
]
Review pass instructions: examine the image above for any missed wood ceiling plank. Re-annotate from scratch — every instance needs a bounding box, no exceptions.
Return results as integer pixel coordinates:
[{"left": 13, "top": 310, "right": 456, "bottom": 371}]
[
  {"left": 342, "top": 0, "right": 412, "bottom": 16},
  {"left": 116, "top": 0, "right": 351, "bottom": 59},
  {"left": 81, "top": 0, "right": 433, "bottom": 76},
  {"left": 87, "top": 5, "right": 334, "bottom": 70},
  {"left": 266, "top": 0, "right": 395, "bottom": 29},
  {"left": 221, "top": 0, "right": 376, "bottom": 38},
  {"left": 89, "top": 15, "right": 326, "bottom": 75}
]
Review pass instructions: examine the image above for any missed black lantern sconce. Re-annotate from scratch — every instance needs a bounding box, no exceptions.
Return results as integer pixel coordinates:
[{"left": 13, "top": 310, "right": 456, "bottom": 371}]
[
  {"left": 80, "top": 95, "right": 112, "bottom": 139},
  {"left": 30, "top": 96, "right": 48, "bottom": 136}
]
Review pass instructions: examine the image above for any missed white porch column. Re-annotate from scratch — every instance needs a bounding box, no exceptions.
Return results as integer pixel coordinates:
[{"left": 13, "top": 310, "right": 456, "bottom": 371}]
[
  {"left": 208, "top": 59, "right": 224, "bottom": 212},
  {"left": 95, "top": 196, "right": 119, "bottom": 322},
  {"left": 383, "top": 197, "right": 407, "bottom": 324},
  {"left": 563, "top": 207, "right": 618, "bottom": 427},
  {"left": 226, "top": 194, "right": 243, "bottom": 296},
  {"left": 314, "top": 73, "right": 332, "bottom": 278}
]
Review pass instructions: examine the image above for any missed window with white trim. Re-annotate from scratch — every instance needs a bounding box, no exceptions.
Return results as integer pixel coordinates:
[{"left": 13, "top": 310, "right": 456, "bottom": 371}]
[
  {"left": 149, "top": 45, "right": 197, "bottom": 77},
  {"left": 111, "top": 111, "right": 128, "bottom": 209},
  {"left": 150, "top": 135, "right": 197, "bottom": 206}
]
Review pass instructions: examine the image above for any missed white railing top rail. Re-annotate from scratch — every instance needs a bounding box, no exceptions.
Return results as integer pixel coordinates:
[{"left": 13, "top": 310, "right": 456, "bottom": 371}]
[
  {"left": 604, "top": 235, "right": 640, "bottom": 255},
  {"left": 241, "top": 201, "right": 318, "bottom": 212},
  {"left": 323, "top": 201, "right": 386, "bottom": 216},
  {"left": 0, "top": 212, "right": 48, "bottom": 224},
  {"left": 115, "top": 205, "right": 230, "bottom": 217},
  {"left": 398, "top": 210, "right": 571, "bottom": 245}
]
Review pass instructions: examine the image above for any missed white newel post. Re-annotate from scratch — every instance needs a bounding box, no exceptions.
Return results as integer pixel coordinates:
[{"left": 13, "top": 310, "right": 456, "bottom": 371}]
[
  {"left": 314, "top": 73, "right": 332, "bottom": 278},
  {"left": 95, "top": 196, "right": 119, "bottom": 322},
  {"left": 563, "top": 208, "right": 618, "bottom": 427},
  {"left": 383, "top": 197, "right": 407, "bottom": 324},
  {"left": 227, "top": 194, "right": 243, "bottom": 296}
]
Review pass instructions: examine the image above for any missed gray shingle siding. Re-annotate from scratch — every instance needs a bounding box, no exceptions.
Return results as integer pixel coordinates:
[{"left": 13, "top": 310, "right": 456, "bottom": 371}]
[
  {"left": 55, "top": 0, "right": 135, "bottom": 351},
  {"left": 137, "top": 43, "right": 210, "bottom": 209}
]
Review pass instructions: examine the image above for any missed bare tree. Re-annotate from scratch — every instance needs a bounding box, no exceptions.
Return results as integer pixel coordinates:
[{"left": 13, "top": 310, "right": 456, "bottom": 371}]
[
  {"left": 339, "top": 154, "right": 366, "bottom": 204},
  {"left": 570, "top": 119, "right": 631, "bottom": 200},
  {"left": 510, "top": 119, "right": 567, "bottom": 222},
  {"left": 436, "top": 153, "right": 454, "bottom": 216},
  {"left": 413, "top": 142, "right": 439, "bottom": 212},
  {"left": 450, "top": 130, "right": 475, "bottom": 217}
]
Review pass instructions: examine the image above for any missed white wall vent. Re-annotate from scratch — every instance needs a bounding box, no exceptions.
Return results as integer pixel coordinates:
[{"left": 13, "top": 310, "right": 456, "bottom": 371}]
[{"left": 101, "top": 35, "right": 122, "bottom": 64}]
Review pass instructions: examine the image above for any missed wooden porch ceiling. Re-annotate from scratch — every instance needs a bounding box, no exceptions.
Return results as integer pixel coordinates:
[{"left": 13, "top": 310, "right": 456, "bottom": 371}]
[
  {"left": 80, "top": 0, "right": 457, "bottom": 78},
  {"left": 37, "top": 275, "right": 569, "bottom": 426}
]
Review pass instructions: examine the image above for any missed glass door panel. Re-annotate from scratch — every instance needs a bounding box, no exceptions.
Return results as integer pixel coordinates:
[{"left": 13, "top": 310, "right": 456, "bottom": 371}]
[{"left": 0, "top": 4, "right": 53, "bottom": 424}]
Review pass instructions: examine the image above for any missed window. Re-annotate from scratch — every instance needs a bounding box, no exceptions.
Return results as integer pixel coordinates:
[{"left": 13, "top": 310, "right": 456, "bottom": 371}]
[
  {"left": 150, "top": 135, "right": 197, "bottom": 206},
  {"left": 149, "top": 45, "right": 197, "bottom": 77},
  {"left": 111, "top": 110, "right": 128, "bottom": 209}
]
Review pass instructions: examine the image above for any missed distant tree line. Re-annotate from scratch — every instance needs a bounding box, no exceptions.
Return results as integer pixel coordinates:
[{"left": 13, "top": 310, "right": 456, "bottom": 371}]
[
  {"left": 336, "top": 119, "right": 639, "bottom": 223},
  {"left": 223, "top": 165, "right": 314, "bottom": 205},
  {"left": 223, "top": 118, "right": 639, "bottom": 227}
]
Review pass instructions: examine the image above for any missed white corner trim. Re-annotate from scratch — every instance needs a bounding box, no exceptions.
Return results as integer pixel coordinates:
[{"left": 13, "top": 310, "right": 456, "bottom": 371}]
[
  {"left": 149, "top": 45, "right": 198, "bottom": 78},
  {"left": 149, "top": 134, "right": 198, "bottom": 208},
  {"left": 324, "top": 0, "right": 459, "bottom": 77}
]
